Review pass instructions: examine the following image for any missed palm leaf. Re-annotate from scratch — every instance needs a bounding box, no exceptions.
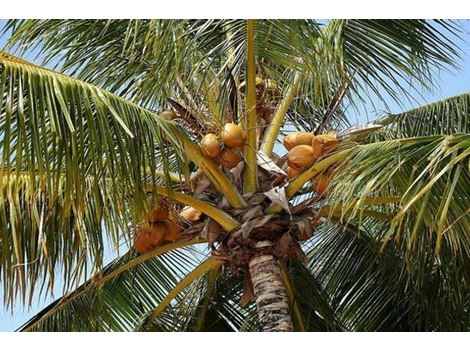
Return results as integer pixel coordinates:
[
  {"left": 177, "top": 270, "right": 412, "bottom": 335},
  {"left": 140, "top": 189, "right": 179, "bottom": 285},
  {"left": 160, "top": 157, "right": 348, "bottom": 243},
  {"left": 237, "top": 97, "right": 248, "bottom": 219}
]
[
  {"left": 373, "top": 92, "right": 470, "bottom": 139},
  {"left": 18, "top": 244, "right": 204, "bottom": 331}
]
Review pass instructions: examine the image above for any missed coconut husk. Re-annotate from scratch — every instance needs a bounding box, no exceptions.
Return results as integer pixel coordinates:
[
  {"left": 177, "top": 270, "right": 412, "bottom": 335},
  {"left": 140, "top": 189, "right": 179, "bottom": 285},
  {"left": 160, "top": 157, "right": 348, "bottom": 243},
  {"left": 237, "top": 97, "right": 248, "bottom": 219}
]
[
  {"left": 147, "top": 205, "right": 169, "bottom": 223},
  {"left": 219, "top": 147, "right": 242, "bottom": 169},
  {"left": 287, "top": 166, "right": 302, "bottom": 180},
  {"left": 200, "top": 133, "right": 222, "bottom": 158},
  {"left": 162, "top": 219, "right": 183, "bottom": 241},
  {"left": 160, "top": 109, "right": 177, "bottom": 120},
  {"left": 134, "top": 223, "right": 166, "bottom": 254},
  {"left": 221, "top": 123, "right": 245, "bottom": 148},
  {"left": 180, "top": 206, "right": 203, "bottom": 223},
  {"left": 313, "top": 173, "right": 330, "bottom": 197},
  {"left": 287, "top": 145, "right": 316, "bottom": 170},
  {"left": 312, "top": 134, "right": 339, "bottom": 158},
  {"left": 283, "top": 132, "right": 314, "bottom": 151}
]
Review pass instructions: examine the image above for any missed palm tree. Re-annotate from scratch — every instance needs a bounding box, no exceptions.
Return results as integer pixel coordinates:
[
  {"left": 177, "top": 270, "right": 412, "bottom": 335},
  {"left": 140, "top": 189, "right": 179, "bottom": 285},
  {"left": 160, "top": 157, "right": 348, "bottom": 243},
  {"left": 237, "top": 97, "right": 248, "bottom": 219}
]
[{"left": 0, "top": 19, "right": 469, "bottom": 332}]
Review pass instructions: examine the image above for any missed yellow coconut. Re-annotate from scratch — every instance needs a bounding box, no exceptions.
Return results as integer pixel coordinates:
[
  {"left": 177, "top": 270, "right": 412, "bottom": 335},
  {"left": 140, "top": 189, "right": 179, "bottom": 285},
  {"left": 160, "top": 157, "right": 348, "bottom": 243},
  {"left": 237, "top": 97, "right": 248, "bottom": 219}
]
[
  {"left": 312, "top": 134, "right": 339, "bottom": 158},
  {"left": 134, "top": 229, "right": 153, "bottom": 254},
  {"left": 160, "top": 109, "right": 177, "bottom": 121},
  {"left": 287, "top": 166, "right": 303, "bottom": 180},
  {"left": 134, "top": 223, "right": 166, "bottom": 254},
  {"left": 287, "top": 145, "right": 316, "bottom": 170},
  {"left": 162, "top": 219, "right": 183, "bottom": 241},
  {"left": 313, "top": 174, "right": 330, "bottom": 197},
  {"left": 283, "top": 132, "right": 314, "bottom": 151},
  {"left": 219, "top": 148, "right": 242, "bottom": 169},
  {"left": 265, "top": 79, "right": 278, "bottom": 92},
  {"left": 221, "top": 123, "right": 245, "bottom": 148},
  {"left": 147, "top": 204, "right": 169, "bottom": 223},
  {"left": 238, "top": 76, "right": 265, "bottom": 93},
  {"left": 180, "top": 206, "right": 203, "bottom": 223},
  {"left": 200, "top": 133, "right": 222, "bottom": 158}
]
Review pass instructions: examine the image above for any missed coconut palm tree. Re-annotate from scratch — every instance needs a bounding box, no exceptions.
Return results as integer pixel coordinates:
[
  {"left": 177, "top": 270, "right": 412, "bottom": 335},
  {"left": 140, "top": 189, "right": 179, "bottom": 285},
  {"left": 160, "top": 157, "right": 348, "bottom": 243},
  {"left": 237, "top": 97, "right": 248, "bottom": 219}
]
[{"left": 1, "top": 19, "right": 469, "bottom": 332}]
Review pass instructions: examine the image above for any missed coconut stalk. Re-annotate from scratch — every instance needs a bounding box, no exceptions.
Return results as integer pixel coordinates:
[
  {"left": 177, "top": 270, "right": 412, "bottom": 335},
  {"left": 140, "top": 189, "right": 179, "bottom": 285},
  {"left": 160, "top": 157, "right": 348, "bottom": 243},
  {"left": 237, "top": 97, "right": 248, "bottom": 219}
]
[
  {"left": 164, "top": 122, "right": 246, "bottom": 209},
  {"left": 243, "top": 19, "right": 258, "bottom": 193},
  {"left": 266, "top": 149, "right": 351, "bottom": 214},
  {"left": 145, "top": 185, "right": 240, "bottom": 232},
  {"left": 261, "top": 72, "right": 302, "bottom": 157},
  {"left": 249, "top": 254, "right": 294, "bottom": 332}
]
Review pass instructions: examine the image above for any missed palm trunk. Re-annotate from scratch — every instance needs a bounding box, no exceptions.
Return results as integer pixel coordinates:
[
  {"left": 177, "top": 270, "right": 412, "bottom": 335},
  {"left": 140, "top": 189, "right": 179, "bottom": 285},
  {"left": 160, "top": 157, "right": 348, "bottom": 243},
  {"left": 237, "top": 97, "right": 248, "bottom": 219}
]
[{"left": 248, "top": 254, "right": 294, "bottom": 332}]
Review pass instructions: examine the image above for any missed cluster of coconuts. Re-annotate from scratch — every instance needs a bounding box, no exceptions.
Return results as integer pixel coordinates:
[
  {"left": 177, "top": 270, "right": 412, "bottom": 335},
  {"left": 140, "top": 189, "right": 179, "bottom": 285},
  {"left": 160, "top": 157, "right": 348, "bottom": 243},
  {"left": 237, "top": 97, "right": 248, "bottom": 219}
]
[
  {"left": 284, "top": 132, "right": 339, "bottom": 196},
  {"left": 134, "top": 205, "right": 183, "bottom": 254},
  {"left": 200, "top": 123, "right": 245, "bottom": 169},
  {"left": 239, "top": 77, "right": 278, "bottom": 123},
  {"left": 134, "top": 204, "right": 205, "bottom": 254}
]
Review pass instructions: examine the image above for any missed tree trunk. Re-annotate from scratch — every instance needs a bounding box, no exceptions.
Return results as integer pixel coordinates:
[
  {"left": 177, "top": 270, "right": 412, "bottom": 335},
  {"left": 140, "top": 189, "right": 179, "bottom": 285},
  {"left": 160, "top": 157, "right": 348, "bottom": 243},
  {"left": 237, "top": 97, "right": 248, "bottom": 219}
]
[{"left": 248, "top": 254, "right": 294, "bottom": 332}]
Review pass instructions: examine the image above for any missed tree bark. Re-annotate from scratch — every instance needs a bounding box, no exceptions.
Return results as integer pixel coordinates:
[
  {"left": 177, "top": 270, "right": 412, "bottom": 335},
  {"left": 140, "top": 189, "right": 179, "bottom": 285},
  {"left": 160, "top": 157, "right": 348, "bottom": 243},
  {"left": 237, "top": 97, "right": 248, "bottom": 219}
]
[{"left": 248, "top": 254, "right": 294, "bottom": 332}]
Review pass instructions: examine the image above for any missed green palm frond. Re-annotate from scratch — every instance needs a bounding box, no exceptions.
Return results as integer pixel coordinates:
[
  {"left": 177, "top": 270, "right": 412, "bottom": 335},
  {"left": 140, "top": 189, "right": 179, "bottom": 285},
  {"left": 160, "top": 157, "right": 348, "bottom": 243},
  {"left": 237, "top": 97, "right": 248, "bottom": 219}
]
[
  {"left": 308, "top": 219, "right": 470, "bottom": 331},
  {"left": 18, "top": 243, "right": 203, "bottom": 332},
  {"left": 326, "top": 135, "right": 470, "bottom": 256},
  {"left": 0, "top": 51, "right": 246, "bottom": 305},
  {"left": 139, "top": 264, "right": 252, "bottom": 332},
  {"left": 282, "top": 259, "right": 343, "bottom": 331},
  {"left": 373, "top": 92, "right": 470, "bottom": 139},
  {"left": 4, "top": 20, "right": 460, "bottom": 131},
  {"left": 3, "top": 20, "right": 193, "bottom": 108}
]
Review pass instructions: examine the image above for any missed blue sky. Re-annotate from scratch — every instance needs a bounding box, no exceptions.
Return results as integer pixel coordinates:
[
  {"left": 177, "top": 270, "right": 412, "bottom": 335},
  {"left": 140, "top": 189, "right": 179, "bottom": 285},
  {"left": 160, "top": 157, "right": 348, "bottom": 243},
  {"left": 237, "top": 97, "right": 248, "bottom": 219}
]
[{"left": 1, "top": 20, "right": 470, "bottom": 332}]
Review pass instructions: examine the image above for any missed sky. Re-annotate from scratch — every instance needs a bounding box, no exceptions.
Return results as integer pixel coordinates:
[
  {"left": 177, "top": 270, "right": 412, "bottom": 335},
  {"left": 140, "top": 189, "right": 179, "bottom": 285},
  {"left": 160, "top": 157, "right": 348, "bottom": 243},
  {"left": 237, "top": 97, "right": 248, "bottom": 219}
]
[{"left": 0, "top": 19, "right": 470, "bottom": 332}]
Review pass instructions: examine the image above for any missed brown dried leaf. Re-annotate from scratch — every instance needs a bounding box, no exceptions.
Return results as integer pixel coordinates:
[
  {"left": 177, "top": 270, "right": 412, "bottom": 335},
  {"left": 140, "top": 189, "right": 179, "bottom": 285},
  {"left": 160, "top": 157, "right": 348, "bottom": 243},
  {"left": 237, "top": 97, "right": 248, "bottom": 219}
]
[
  {"left": 295, "top": 217, "right": 313, "bottom": 241},
  {"left": 264, "top": 186, "right": 291, "bottom": 214},
  {"left": 247, "top": 193, "right": 267, "bottom": 206},
  {"left": 274, "top": 234, "right": 292, "bottom": 258},
  {"left": 257, "top": 151, "right": 286, "bottom": 175},
  {"left": 240, "top": 273, "right": 254, "bottom": 307},
  {"left": 241, "top": 214, "right": 275, "bottom": 239},
  {"left": 207, "top": 220, "right": 223, "bottom": 247},
  {"left": 242, "top": 206, "right": 264, "bottom": 222},
  {"left": 191, "top": 171, "right": 212, "bottom": 196}
]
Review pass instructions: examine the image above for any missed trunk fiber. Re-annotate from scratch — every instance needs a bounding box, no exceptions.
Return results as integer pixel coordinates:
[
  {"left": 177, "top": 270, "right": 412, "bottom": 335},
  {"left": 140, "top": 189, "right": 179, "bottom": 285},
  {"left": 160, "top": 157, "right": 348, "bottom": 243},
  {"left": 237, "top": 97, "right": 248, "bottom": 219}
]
[{"left": 248, "top": 254, "right": 294, "bottom": 332}]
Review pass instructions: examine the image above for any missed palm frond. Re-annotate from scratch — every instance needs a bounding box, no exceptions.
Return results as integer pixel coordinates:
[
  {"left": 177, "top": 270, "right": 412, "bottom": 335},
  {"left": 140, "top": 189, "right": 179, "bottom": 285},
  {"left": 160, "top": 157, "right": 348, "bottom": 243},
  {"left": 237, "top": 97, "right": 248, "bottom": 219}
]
[
  {"left": 372, "top": 92, "right": 470, "bottom": 140},
  {"left": 0, "top": 51, "right": 246, "bottom": 305},
  {"left": 281, "top": 259, "right": 343, "bottom": 331},
  {"left": 326, "top": 135, "right": 470, "bottom": 258},
  {"left": 18, "top": 244, "right": 203, "bottom": 331}
]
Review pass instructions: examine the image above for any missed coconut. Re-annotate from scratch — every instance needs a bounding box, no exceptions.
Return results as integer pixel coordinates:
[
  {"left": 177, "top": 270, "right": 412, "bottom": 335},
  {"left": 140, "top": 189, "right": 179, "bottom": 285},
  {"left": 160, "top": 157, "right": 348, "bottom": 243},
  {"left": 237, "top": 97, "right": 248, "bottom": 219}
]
[
  {"left": 134, "top": 223, "right": 166, "bottom": 254},
  {"left": 283, "top": 132, "right": 314, "bottom": 151},
  {"left": 287, "top": 166, "right": 303, "bottom": 180},
  {"left": 313, "top": 174, "right": 330, "bottom": 197},
  {"left": 180, "top": 206, "right": 203, "bottom": 223},
  {"left": 160, "top": 109, "right": 177, "bottom": 121},
  {"left": 219, "top": 148, "right": 242, "bottom": 169},
  {"left": 312, "top": 134, "right": 339, "bottom": 158},
  {"left": 200, "top": 133, "right": 222, "bottom": 158},
  {"left": 134, "top": 230, "right": 153, "bottom": 254},
  {"left": 221, "top": 123, "right": 245, "bottom": 148},
  {"left": 162, "top": 219, "right": 183, "bottom": 241},
  {"left": 257, "top": 105, "right": 275, "bottom": 123},
  {"left": 265, "top": 79, "right": 278, "bottom": 92},
  {"left": 147, "top": 204, "right": 169, "bottom": 223},
  {"left": 287, "top": 145, "right": 316, "bottom": 170},
  {"left": 238, "top": 76, "right": 265, "bottom": 93}
]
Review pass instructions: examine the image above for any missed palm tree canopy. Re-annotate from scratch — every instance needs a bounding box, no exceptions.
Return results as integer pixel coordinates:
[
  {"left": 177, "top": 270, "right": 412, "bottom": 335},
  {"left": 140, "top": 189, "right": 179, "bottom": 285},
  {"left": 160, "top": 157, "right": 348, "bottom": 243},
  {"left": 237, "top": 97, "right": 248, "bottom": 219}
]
[{"left": 1, "top": 19, "right": 470, "bottom": 331}]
